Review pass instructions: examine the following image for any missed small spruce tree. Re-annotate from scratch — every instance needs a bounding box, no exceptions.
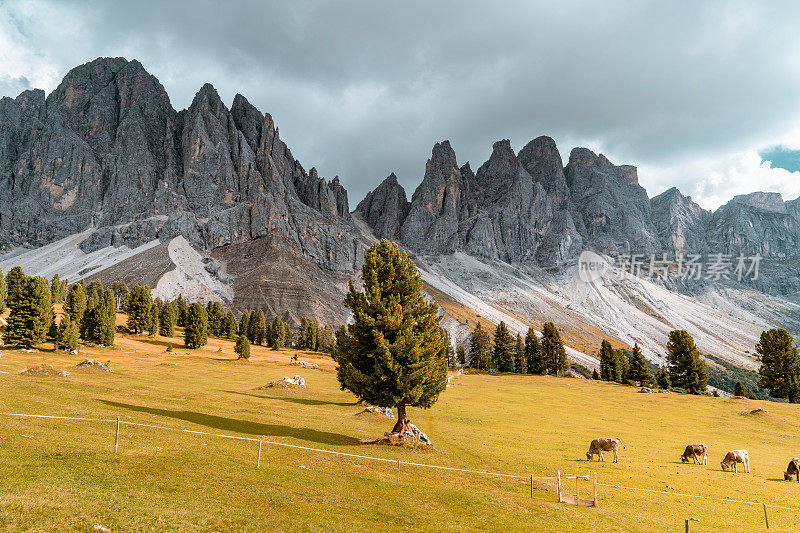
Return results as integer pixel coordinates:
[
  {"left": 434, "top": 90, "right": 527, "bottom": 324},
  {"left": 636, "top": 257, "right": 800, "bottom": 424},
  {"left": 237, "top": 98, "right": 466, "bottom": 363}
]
[
  {"left": 757, "top": 328, "right": 800, "bottom": 403},
  {"left": 468, "top": 322, "right": 491, "bottom": 370},
  {"left": 235, "top": 334, "right": 251, "bottom": 360},
  {"left": 525, "top": 328, "right": 543, "bottom": 374}
]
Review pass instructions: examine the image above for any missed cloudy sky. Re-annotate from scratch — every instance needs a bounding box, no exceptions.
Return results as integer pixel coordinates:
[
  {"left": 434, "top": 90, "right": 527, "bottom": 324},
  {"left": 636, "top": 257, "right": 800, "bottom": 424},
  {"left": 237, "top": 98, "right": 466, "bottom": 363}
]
[{"left": 3, "top": 0, "right": 800, "bottom": 209}]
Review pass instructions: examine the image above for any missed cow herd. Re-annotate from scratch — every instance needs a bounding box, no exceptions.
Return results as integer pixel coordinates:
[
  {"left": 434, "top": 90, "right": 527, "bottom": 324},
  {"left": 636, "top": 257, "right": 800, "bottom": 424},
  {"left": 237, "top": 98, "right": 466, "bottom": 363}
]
[{"left": 586, "top": 438, "right": 800, "bottom": 481}]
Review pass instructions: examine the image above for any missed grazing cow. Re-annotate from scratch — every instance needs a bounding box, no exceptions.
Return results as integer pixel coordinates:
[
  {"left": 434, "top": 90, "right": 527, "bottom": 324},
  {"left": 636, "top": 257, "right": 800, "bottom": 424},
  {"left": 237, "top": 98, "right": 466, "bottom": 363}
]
[
  {"left": 720, "top": 450, "right": 750, "bottom": 473},
  {"left": 784, "top": 458, "right": 800, "bottom": 482},
  {"left": 681, "top": 444, "right": 708, "bottom": 465},
  {"left": 586, "top": 437, "right": 623, "bottom": 463}
]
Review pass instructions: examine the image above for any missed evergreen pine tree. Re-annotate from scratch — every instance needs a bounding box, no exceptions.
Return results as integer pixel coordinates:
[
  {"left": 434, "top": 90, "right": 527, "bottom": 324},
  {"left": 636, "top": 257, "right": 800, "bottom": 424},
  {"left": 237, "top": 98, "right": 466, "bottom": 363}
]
[
  {"left": 223, "top": 311, "right": 237, "bottom": 338},
  {"left": 97, "top": 289, "right": 116, "bottom": 345},
  {"left": 592, "top": 369, "right": 600, "bottom": 380},
  {"left": 333, "top": 239, "right": 447, "bottom": 434},
  {"left": 319, "top": 325, "right": 335, "bottom": 353},
  {"left": 50, "top": 274, "right": 65, "bottom": 303},
  {"left": 239, "top": 310, "right": 251, "bottom": 338},
  {"left": 269, "top": 315, "right": 285, "bottom": 349},
  {"left": 5, "top": 266, "right": 26, "bottom": 308},
  {"left": 184, "top": 302, "right": 208, "bottom": 349},
  {"left": 599, "top": 339, "right": 617, "bottom": 381},
  {"left": 56, "top": 314, "right": 79, "bottom": 351},
  {"left": 111, "top": 281, "right": 129, "bottom": 310},
  {"left": 525, "top": 328, "right": 543, "bottom": 374},
  {"left": 81, "top": 289, "right": 100, "bottom": 341},
  {"left": 666, "top": 330, "right": 709, "bottom": 394},
  {"left": 206, "top": 301, "right": 224, "bottom": 337},
  {"left": 65, "top": 283, "right": 87, "bottom": 327},
  {"left": 468, "top": 322, "right": 491, "bottom": 370},
  {"left": 655, "top": 368, "right": 671, "bottom": 389},
  {"left": 235, "top": 334, "right": 251, "bottom": 359},
  {"left": 513, "top": 333, "right": 524, "bottom": 373},
  {"left": 757, "top": 328, "right": 800, "bottom": 403},
  {"left": 734, "top": 381, "right": 748, "bottom": 397},
  {"left": 159, "top": 302, "right": 177, "bottom": 337},
  {"left": 627, "top": 343, "right": 652, "bottom": 386},
  {"left": 6, "top": 275, "right": 52, "bottom": 348},
  {"left": 147, "top": 301, "right": 159, "bottom": 336},
  {"left": 126, "top": 284, "right": 153, "bottom": 334},
  {"left": 540, "top": 322, "right": 568, "bottom": 376},
  {"left": 174, "top": 295, "right": 187, "bottom": 327},
  {"left": 456, "top": 342, "right": 466, "bottom": 367},
  {"left": 253, "top": 310, "right": 266, "bottom": 345},
  {"left": 493, "top": 321, "right": 515, "bottom": 372}
]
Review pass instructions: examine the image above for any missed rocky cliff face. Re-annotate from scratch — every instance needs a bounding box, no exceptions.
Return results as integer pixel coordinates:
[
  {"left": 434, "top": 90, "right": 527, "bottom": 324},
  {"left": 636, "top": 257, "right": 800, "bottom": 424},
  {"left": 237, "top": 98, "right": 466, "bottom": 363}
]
[{"left": 0, "top": 57, "right": 365, "bottom": 274}]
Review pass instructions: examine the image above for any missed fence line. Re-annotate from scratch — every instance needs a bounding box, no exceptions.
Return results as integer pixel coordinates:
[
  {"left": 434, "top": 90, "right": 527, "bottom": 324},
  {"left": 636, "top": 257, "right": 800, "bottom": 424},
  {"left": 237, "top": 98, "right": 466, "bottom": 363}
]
[
  {"left": 0, "top": 411, "right": 553, "bottom": 483},
  {"left": 597, "top": 482, "right": 800, "bottom": 513},
  {"left": 6, "top": 410, "right": 798, "bottom": 518}
]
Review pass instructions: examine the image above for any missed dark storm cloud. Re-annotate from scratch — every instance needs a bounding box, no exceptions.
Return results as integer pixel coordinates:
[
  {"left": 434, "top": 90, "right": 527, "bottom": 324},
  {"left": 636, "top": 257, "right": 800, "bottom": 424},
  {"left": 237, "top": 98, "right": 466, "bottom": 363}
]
[{"left": 4, "top": 0, "right": 800, "bottom": 206}]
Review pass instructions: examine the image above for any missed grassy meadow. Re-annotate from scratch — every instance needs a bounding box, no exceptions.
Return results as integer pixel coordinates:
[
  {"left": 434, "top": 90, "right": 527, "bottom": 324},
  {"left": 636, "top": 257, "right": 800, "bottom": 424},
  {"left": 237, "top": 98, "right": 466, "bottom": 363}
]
[{"left": 1, "top": 314, "right": 800, "bottom": 531}]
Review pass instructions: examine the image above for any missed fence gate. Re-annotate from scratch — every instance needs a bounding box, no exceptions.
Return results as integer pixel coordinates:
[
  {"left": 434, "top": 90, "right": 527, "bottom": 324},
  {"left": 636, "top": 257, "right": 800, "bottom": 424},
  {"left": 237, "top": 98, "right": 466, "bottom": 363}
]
[{"left": 557, "top": 470, "right": 598, "bottom": 507}]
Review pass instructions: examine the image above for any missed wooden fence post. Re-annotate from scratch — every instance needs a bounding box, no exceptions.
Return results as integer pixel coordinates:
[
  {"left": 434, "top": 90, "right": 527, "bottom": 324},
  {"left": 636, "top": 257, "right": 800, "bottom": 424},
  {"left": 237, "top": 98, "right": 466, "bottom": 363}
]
[
  {"left": 763, "top": 503, "right": 769, "bottom": 529},
  {"left": 556, "top": 470, "right": 562, "bottom": 503},
  {"left": 530, "top": 474, "right": 533, "bottom": 498},
  {"left": 397, "top": 460, "right": 401, "bottom": 482},
  {"left": 114, "top": 416, "right": 120, "bottom": 453},
  {"left": 257, "top": 440, "right": 262, "bottom": 468}
]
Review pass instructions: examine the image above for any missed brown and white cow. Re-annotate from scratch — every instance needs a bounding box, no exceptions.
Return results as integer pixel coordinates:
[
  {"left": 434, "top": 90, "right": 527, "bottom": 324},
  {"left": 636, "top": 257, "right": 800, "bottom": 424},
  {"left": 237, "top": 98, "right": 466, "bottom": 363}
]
[
  {"left": 586, "top": 437, "right": 623, "bottom": 463},
  {"left": 720, "top": 449, "right": 750, "bottom": 473},
  {"left": 681, "top": 444, "right": 708, "bottom": 465},
  {"left": 784, "top": 458, "right": 800, "bottom": 481}
]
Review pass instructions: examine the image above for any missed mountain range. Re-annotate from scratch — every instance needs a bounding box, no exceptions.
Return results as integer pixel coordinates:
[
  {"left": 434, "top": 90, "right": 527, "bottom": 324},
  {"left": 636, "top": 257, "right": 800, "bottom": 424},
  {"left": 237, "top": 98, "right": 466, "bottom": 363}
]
[{"left": 3, "top": 57, "right": 800, "bottom": 369}]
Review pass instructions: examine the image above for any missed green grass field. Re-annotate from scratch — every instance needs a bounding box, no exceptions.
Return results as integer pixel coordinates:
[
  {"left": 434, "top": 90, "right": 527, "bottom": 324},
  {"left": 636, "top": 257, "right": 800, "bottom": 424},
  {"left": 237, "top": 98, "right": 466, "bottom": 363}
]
[{"left": 1, "top": 318, "right": 800, "bottom": 532}]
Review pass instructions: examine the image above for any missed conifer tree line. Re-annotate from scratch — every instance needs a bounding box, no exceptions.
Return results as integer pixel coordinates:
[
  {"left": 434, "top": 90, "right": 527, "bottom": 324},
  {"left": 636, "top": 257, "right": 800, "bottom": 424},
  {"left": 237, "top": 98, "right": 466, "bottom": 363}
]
[
  {"left": 464, "top": 320, "right": 568, "bottom": 376},
  {"left": 0, "top": 267, "right": 336, "bottom": 355}
]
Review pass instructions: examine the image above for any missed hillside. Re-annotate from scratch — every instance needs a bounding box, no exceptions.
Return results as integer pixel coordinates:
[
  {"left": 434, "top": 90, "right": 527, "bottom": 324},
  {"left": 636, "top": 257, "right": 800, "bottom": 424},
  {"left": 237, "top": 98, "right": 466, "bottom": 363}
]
[{"left": 1, "top": 317, "right": 800, "bottom": 531}]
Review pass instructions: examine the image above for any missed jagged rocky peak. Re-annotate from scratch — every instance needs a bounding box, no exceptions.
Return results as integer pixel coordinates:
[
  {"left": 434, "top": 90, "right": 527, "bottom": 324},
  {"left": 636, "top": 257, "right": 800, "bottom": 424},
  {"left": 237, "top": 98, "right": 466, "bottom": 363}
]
[
  {"left": 354, "top": 173, "right": 410, "bottom": 240},
  {"left": 517, "top": 135, "right": 569, "bottom": 204},
  {"left": 399, "top": 140, "right": 467, "bottom": 253},
  {"left": 565, "top": 146, "right": 659, "bottom": 255},
  {"left": 474, "top": 139, "right": 523, "bottom": 205},
  {"left": 650, "top": 187, "right": 709, "bottom": 255},
  {"left": 0, "top": 57, "right": 363, "bottom": 274},
  {"left": 731, "top": 191, "right": 786, "bottom": 213}
]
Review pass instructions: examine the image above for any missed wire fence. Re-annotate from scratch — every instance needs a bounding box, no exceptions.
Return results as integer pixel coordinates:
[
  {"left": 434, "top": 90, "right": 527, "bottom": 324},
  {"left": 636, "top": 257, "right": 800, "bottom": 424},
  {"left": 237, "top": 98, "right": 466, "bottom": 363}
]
[{"left": 2, "top": 410, "right": 800, "bottom": 529}]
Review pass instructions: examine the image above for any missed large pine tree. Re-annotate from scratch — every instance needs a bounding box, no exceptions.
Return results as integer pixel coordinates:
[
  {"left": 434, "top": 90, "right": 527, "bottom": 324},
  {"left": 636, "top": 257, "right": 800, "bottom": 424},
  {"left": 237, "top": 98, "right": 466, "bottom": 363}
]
[
  {"left": 56, "top": 314, "right": 79, "bottom": 351},
  {"left": 6, "top": 274, "right": 53, "bottom": 348},
  {"left": 334, "top": 239, "right": 447, "bottom": 435},
  {"left": 666, "top": 330, "right": 708, "bottom": 394},
  {"left": 757, "top": 328, "right": 800, "bottom": 403}
]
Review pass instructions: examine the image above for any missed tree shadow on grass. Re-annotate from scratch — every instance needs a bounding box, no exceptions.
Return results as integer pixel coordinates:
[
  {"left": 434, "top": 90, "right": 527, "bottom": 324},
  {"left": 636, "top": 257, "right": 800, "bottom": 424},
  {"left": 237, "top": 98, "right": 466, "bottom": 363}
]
[
  {"left": 130, "top": 337, "right": 181, "bottom": 350},
  {"left": 224, "top": 390, "right": 356, "bottom": 407},
  {"left": 98, "top": 399, "right": 361, "bottom": 446}
]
